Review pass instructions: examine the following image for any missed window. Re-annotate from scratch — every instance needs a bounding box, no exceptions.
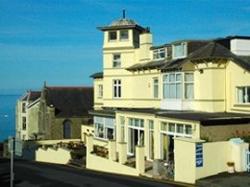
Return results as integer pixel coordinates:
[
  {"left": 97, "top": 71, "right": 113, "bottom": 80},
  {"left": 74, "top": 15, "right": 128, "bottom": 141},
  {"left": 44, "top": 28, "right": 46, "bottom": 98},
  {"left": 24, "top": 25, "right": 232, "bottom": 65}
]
[
  {"left": 237, "top": 86, "right": 250, "bottom": 104},
  {"left": 113, "top": 79, "right": 121, "bottom": 98},
  {"left": 129, "top": 118, "right": 144, "bottom": 128},
  {"left": 98, "top": 85, "right": 103, "bottom": 98},
  {"left": 185, "top": 125, "right": 192, "bottom": 135},
  {"left": 120, "top": 116, "right": 125, "bottom": 142},
  {"left": 163, "top": 72, "right": 194, "bottom": 99},
  {"left": 109, "top": 31, "right": 117, "bottom": 41},
  {"left": 153, "top": 78, "right": 159, "bottom": 98},
  {"left": 160, "top": 122, "right": 192, "bottom": 137},
  {"left": 94, "top": 117, "right": 115, "bottom": 140},
  {"left": 149, "top": 120, "right": 154, "bottom": 130},
  {"left": 176, "top": 124, "right": 184, "bottom": 133},
  {"left": 148, "top": 120, "right": 154, "bottom": 160},
  {"left": 63, "top": 120, "right": 71, "bottom": 139},
  {"left": 173, "top": 42, "right": 187, "bottom": 59},
  {"left": 163, "top": 72, "right": 182, "bottom": 99},
  {"left": 153, "top": 48, "right": 166, "bottom": 60},
  {"left": 22, "top": 103, "right": 26, "bottom": 113},
  {"left": 184, "top": 73, "right": 194, "bottom": 99},
  {"left": 161, "top": 122, "right": 167, "bottom": 131},
  {"left": 168, "top": 123, "right": 175, "bottom": 132},
  {"left": 120, "top": 30, "right": 129, "bottom": 40},
  {"left": 22, "top": 117, "right": 26, "bottom": 130},
  {"left": 113, "top": 54, "right": 121, "bottom": 68}
]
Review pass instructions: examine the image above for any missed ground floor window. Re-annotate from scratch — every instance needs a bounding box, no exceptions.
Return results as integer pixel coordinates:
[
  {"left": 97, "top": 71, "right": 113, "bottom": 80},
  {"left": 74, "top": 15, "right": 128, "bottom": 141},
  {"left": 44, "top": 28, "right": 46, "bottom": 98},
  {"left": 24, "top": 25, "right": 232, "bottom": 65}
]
[
  {"left": 94, "top": 116, "right": 115, "bottom": 140},
  {"left": 161, "top": 122, "right": 192, "bottom": 137},
  {"left": 160, "top": 122, "right": 192, "bottom": 161},
  {"left": 148, "top": 120, "right": 154, "bottom": 160},
  {"left": 128, "top": 118, "right": 145, "bottom": 155}
]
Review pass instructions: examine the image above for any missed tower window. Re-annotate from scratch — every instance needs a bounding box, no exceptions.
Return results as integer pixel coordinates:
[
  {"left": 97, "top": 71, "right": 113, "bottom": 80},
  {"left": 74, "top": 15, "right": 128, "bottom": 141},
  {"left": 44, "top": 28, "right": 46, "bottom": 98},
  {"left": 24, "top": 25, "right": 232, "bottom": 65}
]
[
  {"left": 113, "top": 54, "right": 121, "bottom": 68},
  {"left": 109, "top": 31, "right": 117, "bottom": 41},
  {"left": 120, "top": 30, "right": 129, "bottom": 40},
  {"left": 113, "top": 79, "right": 121, "bottom": 98}
]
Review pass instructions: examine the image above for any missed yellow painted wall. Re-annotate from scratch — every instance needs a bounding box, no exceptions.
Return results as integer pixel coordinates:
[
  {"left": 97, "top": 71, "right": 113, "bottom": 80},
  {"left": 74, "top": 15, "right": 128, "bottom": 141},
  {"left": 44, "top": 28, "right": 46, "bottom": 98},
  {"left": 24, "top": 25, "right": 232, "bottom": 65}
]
[
  {"left": 174, "top": 138, "right": 249, "bottom": 184},
  {"left": 195, "top": 141, "right": 230, "bottom": 180},
  {"left": 226, "top": 61, "right": 250, "bottom": 113},
  {"left": 35, "top": 147, "right": 71, "bottom": 164},
  {"left": 102, "top": 70, "right": 161, "bottom": 108},
  {"left": 87, "top": 153, "right": 139, "bottom": 176},
  {"left": 93, "top": 78, "right": 104, "bottom": 109},
  {"left": 174, "top": 138, "right": 196, "bottom": 184},
  {"left": 193, "top": 62, "right": 226, "bottom": 112}
]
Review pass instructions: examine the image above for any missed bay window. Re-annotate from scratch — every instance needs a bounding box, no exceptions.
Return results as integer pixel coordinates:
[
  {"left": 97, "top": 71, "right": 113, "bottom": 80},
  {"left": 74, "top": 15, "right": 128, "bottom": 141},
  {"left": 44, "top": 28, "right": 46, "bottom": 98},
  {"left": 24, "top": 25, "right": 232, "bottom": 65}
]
[
  {"left": 184, "top": 73, "right": 194, "bottom": 99},
  {"left": 163, "top": 72, "right": 194, "bottom": 99},
  {"left": 153, "top": 78, "right": 159, "bottom": 98}
]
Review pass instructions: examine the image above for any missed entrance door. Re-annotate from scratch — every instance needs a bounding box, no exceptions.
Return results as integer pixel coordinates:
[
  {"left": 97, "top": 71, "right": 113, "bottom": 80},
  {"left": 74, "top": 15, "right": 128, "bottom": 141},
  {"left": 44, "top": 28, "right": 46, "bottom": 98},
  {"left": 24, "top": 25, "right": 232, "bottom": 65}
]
[{"left": 128, "top": 128, "right": 144, "bottom": 155}]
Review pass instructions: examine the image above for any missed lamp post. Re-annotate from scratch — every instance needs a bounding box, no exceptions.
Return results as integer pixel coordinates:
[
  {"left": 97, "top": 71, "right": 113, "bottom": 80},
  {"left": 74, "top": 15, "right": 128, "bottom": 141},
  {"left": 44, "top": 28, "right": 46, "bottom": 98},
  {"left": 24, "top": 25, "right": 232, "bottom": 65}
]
[{"left": 8, "top": 136, "right": 15, "bottom": 187}]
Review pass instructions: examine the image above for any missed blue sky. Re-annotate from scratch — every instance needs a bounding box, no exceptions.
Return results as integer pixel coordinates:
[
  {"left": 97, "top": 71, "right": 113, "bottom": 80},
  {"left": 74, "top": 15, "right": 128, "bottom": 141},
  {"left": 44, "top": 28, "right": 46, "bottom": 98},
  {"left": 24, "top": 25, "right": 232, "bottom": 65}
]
[{"left": 1, "top": 0, "right": 250, "bottom": 94}]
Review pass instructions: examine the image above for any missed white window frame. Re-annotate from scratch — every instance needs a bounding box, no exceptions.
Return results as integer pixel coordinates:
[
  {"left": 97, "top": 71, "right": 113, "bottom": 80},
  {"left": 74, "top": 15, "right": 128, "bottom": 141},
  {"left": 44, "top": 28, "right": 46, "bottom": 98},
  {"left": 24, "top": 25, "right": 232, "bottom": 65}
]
[
  {"left": 22, "top": 116, "right": 26, "bottom": 130},
  {"left": 112, "top": 54, "right": 121, "bottom": 68},
  {"left": 108, "top": 31, "right": 117, "bottom": 41},
  {"left": 148, "top": 120, "right": 154, "bottom": 160},
  {"left": 98, "top": 84, "right": 103, "bottom": 98},
  {"left": 184, "top": 73, "right": 194, "bottom": 99},
  {"left": 237, "top": 86, "right": 250, "bottom": 104},
  {"left": 113, "top": 79, "right": 121, "bottom": 98},
  {"left": 153, "top": 48, "right": 166, "bottom": 60},
  {"left": 172, "top": 42, "right": 187, "bottom": 59},
  {"left": 160, "top": 122, "right": 192, "bottom": 138},
  {"left": 120, "top": 116, "right": 125, "bottom": 142},
  {"left": 163, "top": 72, "right": 194, "bottom": 100},
  {"left": 94, "top": 117, "right": 115, "bottom": 141},
  {"left": 120, "top": 30, "right": 129, "bottom": 41},
  {"left": 153, "top": 77, "right": 159, "bottom": 99}
]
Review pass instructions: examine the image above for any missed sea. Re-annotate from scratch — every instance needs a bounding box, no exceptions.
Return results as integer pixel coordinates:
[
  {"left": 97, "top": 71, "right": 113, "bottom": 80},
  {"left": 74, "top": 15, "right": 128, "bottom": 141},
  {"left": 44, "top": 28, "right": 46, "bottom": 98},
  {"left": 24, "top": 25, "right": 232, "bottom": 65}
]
[{"left": 0, "top": 95, "right": 21, "bottom": 142}]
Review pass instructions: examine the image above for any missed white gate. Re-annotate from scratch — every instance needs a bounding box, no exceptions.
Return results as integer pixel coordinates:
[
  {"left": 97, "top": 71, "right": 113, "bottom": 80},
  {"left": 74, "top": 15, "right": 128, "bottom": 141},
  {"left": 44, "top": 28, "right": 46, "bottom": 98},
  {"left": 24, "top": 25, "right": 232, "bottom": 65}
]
[{"left": 247, "top": 151, "right": 250, "bottom": 172}]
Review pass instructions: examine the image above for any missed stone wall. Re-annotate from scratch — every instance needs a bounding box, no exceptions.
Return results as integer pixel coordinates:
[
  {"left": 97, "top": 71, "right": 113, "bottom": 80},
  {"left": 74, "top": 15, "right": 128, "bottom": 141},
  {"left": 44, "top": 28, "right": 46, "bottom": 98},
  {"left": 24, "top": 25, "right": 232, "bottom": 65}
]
[{"left": 200, "top": 124, "right": 250, "bottom": 142}]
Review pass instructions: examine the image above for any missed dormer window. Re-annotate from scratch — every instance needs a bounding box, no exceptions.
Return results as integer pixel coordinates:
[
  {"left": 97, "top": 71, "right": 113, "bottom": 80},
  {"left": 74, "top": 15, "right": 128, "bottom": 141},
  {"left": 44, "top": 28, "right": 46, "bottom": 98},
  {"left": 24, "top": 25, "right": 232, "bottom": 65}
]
[
  {"left": 173, "top": 42, "right": 187, "bottom": 59},
  {"left": 153, "top": 48, "right": 166, "bottom": 60},
  {"left": 120, "top": 30, "right": 129, "bottom": 41},
  {"left": 109, "top": 31, "right": 117, "bottom": 41}
]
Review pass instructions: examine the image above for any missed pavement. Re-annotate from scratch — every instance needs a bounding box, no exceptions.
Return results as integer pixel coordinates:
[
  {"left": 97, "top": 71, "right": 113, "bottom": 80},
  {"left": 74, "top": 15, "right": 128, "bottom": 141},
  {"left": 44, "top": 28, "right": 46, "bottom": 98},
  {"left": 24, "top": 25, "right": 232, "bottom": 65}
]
[
  {"left": 0, "top": 159, "right": 182, "bottom": 187},
  {"left": 197, "top": 172, "right": 250, "bottom": 187}
]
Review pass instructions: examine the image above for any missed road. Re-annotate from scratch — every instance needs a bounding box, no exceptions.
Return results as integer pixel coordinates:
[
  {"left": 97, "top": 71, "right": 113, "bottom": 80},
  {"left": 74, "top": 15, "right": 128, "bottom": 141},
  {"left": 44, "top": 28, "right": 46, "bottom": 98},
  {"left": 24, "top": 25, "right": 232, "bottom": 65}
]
[{"left": 0, "top": 159, "right": 181, "bottom": 187}]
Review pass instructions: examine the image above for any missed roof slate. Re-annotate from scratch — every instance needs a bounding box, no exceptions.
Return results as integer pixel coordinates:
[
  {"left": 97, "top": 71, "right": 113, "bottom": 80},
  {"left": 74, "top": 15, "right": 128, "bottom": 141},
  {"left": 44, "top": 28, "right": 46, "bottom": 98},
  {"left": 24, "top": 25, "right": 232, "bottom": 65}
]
[
  {"left": 116, "top": 108, "right": 250, "bottom": 126},
  {"left": 44, "top": 87, "right": 93, "bottom": 118},
  {"left": 90, "top": 72, "right": 103, "bottom": 79}
]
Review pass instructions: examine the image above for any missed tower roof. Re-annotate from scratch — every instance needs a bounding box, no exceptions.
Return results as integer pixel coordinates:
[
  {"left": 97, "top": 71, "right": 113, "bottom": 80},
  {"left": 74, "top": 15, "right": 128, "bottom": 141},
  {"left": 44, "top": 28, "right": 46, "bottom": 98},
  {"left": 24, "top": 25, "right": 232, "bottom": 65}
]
[
  {"left": 109, "top": 18, "right": 137, "bottom": 27},
  {"left": 97, "top": 16, "right": 148, "bottom": 32}
]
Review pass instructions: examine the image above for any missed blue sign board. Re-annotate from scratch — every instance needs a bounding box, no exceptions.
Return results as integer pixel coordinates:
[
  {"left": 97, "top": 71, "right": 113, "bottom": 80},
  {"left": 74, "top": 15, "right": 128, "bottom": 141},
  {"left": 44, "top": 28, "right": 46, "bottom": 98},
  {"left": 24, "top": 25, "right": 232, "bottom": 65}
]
[{"left": 196, "top": 143, "right": 203, "bottom": 167}]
